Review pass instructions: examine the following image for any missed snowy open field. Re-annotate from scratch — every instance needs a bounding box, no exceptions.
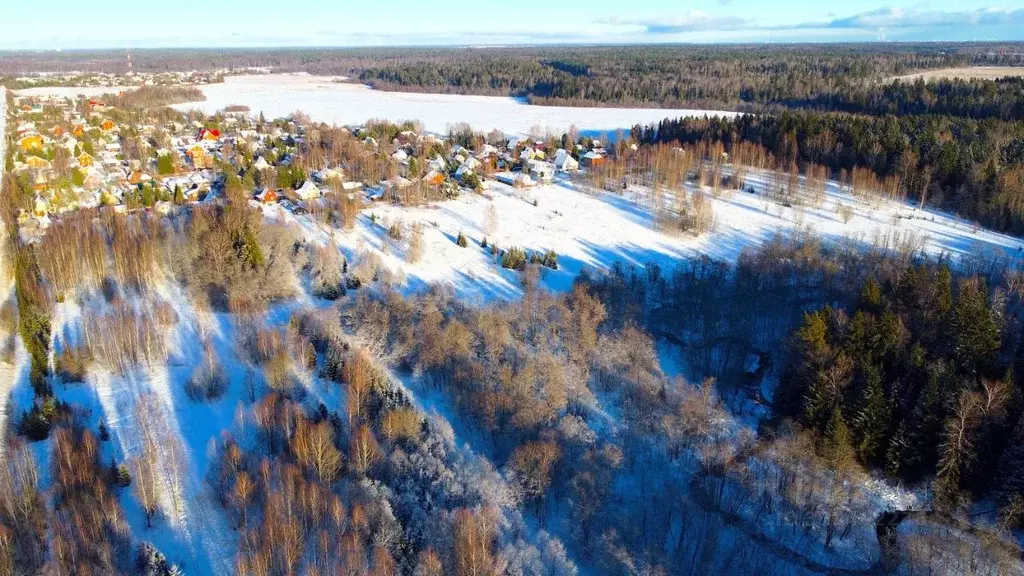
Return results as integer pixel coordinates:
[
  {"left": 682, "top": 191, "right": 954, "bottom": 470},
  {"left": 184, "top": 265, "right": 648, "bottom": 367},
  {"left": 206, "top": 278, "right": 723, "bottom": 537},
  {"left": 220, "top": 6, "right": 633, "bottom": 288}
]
[
  {"left": 172, "top": 74, "right": 740, "bottom": 136},
  {"left": 888, "top": 66, "right": 1024, "bottom": 83},
  {"left": 272, "top": 172, "right": 1024, "bottom": 305}
]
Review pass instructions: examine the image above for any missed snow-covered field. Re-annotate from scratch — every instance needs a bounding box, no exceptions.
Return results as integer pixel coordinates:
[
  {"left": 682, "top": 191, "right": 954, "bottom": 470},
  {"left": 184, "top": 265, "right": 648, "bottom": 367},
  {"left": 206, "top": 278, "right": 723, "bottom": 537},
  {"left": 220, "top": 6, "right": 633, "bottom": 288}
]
[
  {"left": 271, "top": 172, "right": 1024, "bottom": 305},
  {"left": 172, "top": 74, "right": 740, "bottom": 136}
]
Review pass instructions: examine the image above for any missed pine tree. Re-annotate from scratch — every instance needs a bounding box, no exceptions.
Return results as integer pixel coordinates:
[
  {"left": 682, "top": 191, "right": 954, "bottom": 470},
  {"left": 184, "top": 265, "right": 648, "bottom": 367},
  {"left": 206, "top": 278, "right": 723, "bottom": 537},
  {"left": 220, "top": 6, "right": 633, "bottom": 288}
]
[
  {"left": 456, "top": 231, "right": 469, "bottom": 248},
  {"left": 855, "top": 364, "right": 892, "bottom": 465},
  {"left": 98, "top": 419, "right": 110, "bottom": 441}
]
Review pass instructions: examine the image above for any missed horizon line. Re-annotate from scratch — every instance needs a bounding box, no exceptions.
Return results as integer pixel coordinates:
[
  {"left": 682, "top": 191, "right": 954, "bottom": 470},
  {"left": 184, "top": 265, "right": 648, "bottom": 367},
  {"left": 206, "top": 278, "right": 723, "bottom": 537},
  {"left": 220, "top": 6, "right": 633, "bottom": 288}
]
[{"left": 1, "top": 39, "right": 1023, "bottom": 54}]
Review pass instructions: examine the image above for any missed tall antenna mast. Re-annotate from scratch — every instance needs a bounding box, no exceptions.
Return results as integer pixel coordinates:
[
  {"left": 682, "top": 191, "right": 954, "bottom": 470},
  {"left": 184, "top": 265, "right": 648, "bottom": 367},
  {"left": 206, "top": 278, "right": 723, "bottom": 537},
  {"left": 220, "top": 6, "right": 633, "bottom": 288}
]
[{"left": 126, "top": 49, "right": 133, "bottom": 76}]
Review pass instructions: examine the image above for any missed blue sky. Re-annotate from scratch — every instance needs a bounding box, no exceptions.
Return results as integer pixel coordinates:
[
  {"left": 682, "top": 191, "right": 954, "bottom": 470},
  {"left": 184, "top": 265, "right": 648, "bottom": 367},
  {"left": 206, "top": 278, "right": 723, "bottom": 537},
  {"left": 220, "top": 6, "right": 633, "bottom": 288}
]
[{"left": 2, "top": 0, "right": 1023, "bottom": 49}]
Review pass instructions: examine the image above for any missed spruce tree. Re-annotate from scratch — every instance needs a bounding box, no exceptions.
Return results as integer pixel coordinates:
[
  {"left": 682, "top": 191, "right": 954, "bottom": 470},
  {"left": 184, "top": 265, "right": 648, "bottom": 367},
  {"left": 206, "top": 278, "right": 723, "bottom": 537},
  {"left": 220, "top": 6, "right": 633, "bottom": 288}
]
[
  {"left": 823, "top": 406, "right": 854, "bottom": 549},
  {"left": 951, "top": 279, "right": 1000, "bottom": 375},
  {"left": 859, "top": 278, "right": 882, "bottom": 313},
  {"left": 855, "top": 364, "right": 891, "bottom": 465},
  {"left": 998, "top": 414, "right": 1024, "bottom": 500},
  {"left": 899, "top": 363, "right": 944, "bottom": 481}
]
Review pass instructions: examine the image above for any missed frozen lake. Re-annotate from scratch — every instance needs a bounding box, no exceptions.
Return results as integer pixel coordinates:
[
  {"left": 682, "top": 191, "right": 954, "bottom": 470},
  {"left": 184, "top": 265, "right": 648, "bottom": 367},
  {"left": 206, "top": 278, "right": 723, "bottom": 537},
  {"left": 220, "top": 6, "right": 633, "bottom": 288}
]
[{"left": 172, "top": 74, "right": 740, "bottom": 136}]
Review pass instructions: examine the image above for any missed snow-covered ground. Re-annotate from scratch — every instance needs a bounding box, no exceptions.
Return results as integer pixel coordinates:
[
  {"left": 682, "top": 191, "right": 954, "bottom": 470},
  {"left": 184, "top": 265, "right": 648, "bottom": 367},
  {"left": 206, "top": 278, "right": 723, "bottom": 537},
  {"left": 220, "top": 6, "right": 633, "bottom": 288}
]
[
  {"left": 172, "top": 74, "right": 740, "bottom": 136},
  {"left": 268, "top": 172, "right": 1024, "bottom": 305},
  {"left": 12, "top": 85, "right": 128, "bottom": 98}
]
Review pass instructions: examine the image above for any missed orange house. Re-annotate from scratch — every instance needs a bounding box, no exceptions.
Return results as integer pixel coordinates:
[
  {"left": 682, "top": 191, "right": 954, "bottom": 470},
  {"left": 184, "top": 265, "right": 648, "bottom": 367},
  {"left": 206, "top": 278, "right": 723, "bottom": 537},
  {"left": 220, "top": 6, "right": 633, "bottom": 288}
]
[
  {"left": 50, "top": 126, "right": 64, "bottom": 138},
  {"left": 255, "top": 188, "right": 278, "bottom": 203},
  {"left": 101, "top": 120, "right": 116, "bottom": 132},
  {"left": 424, "top": 170, "right": 445, "bottom": 186},
  {"left": 78, "top": 153, "right": 94, "bottom": 168},
  {"left": 19, "top": 134, "right": 43, "bottom": 151},
  {"left": 72, "top": 125, "right": 85, "bottom": 138}
]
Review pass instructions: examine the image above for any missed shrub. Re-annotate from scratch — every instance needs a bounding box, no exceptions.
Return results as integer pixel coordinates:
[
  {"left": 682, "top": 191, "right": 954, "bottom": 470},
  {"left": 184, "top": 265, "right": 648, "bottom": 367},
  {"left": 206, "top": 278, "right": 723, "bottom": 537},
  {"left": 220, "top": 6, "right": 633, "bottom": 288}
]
[
  {"left": 501, "top": 247, "right": 528, "bottom": 271},
  {"left": 541, "top": 249, "right": 559, "bottom": 270},
  {"left": 55, "top": 343, "right": 90, "bottom": 384},
  {"left": 309, "top": 245, "right": 345, "bottom": 300},
  {"left": 838, "top": 203, "right": 854, "bottom": 224},
  {"left": 456, "top": 231, "right": 469, "bottom": 248},
  {"left": 408, "top": 223, "right": 425, "bottom": 263},
  {"left": 387, "top": 221, "right": 403, "bottom": 240},
  {"left": 17, "top": 397, "right": 68, "bottom": 442},
  {"left": 185, "top": 359, "right": 227, "bottom": 402},
  {"left": 461, "top": 172, "right": 482, "bottom": 191},
  {"left": 679, "top": 190, "right": 715, "bottom": 235}
]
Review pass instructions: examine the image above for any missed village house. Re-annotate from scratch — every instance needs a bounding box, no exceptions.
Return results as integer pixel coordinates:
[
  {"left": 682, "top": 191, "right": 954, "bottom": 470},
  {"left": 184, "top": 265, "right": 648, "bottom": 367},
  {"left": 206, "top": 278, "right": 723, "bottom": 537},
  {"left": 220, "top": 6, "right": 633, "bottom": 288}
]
[
  {"left": 554, "top": 149, "right": 579, "bottom": 172},
  {"left": 495, "top": 171, "right": 536, "bottom": 188},
  {"left": 254, "top": 187, "right": 279, "bottom": 203},
  {"left": 582, "top": 151, "right": 607, "bottom": 168},
  {"left": 294, "top": 180, "right": 322, "bottom": 202}
]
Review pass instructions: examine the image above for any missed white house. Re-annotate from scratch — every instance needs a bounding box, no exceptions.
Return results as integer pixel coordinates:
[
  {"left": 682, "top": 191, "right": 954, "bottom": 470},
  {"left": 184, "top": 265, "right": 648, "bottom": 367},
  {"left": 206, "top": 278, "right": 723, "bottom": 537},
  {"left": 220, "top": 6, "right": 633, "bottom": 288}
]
[
  {"left": 495, "top": 171, "right": 536, "bottom": 188},
  {"left": 294, "top": 180, "right": 322, "bottom": 201},
  {"left": 554, "top": 149, "right": 579, "bottom": 172}
]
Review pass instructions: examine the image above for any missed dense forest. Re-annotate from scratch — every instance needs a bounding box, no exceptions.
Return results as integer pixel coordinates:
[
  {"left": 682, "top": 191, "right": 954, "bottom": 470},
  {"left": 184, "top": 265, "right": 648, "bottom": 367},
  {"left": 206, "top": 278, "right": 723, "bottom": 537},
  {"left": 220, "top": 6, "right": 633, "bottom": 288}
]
[{"left": 1, "top": 43, "right": 1023, "bottom": 111}]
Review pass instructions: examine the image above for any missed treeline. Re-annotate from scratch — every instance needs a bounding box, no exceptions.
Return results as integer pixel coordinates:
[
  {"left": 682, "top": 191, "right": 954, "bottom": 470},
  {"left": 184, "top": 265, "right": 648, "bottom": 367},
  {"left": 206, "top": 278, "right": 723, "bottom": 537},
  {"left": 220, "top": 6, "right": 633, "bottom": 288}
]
[
  {"left": 353, "top": 45, "right": 1024, "bottom": 115},
  {"left": 99, "top": 85, "right": 206, "bottom": 109},
  {"left": 3, "top": 44, "right": 1023, "bottom": 113},
  {"left": 638, "top": 112, "right": 1024, "bottom": 234}
]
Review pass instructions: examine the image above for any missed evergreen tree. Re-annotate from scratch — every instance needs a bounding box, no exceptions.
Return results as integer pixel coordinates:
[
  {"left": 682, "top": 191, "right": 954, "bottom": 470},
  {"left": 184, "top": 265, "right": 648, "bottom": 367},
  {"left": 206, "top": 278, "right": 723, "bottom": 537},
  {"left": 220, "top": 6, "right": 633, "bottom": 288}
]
[
  {"left": 859, "top": 278, "right": 882, "bottom": 313},
  {"left": 823, "top": 406, "right": 855, "bottom": 549},
  {"left": 854, "top": 364, "right": 892, "bottom": 465},
  {"left": 951, "top": 279, "right": 1001, "bottom": 375},
  {"left": 898, "top": 363, "right": 945, "bottom": 481},
  {"left": 778, "top": 308, "right": 832, "bottom": 418},
  {"left": 998, "top": 414, "right": 1024, "bottom": 500}
]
